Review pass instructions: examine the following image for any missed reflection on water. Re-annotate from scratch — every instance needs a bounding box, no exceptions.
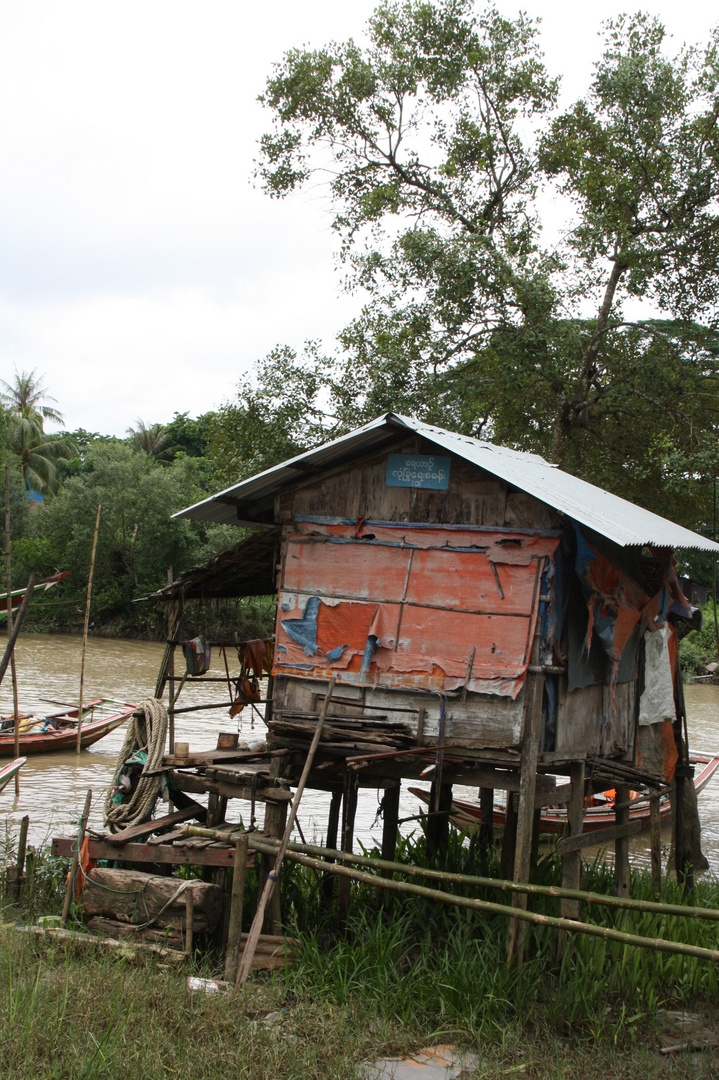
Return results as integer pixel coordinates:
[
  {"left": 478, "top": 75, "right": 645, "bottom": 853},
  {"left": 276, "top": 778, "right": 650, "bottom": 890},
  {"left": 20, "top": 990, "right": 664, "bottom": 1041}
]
[{"left": 1, "top": 635, "right": 718, "bottom": 875}]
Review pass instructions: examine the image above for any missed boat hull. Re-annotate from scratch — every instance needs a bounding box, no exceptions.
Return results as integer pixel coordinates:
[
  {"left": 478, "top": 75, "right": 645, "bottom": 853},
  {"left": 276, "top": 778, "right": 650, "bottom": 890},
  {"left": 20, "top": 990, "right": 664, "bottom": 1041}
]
[
  {"left": 0, "top": 701, "right": 135, "bottom": 757},
  {"left": 409, "top": 752, "right": 719, "bottom": 838},
  {"left": 0, "top": 757, "right": 26, "bottom": 792}
]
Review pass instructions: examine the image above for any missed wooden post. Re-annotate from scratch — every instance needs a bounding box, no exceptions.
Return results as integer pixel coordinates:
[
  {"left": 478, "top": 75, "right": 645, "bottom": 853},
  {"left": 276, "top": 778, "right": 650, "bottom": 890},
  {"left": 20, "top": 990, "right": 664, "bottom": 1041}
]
[
  {"left": 4, "top": 467, "right": 21, "bottom": 794},
  {"left": 76, "top": 503, "right": 101, "bottom": 754},
  {"left": 321, "top": 788, "right": 342, "bottom": 908},
  {"left": 338, "top": 769, "right": 358, "bottom": 928},
  {"left": 500, "top": 793, "right": 518, "bottom": 881},
  {"left": 24, "top": 847, "right": 36, "bottom": 907},
  {"left": 15, "top": 814, "right": 28, "bottom": 899},
  {"left": 650, "top": 794, "right": 662, "bottom": 895},
  {"left": 426, "top": 780, "right": 452, "bottom": 854},
  {"left": 479, "top": 787, "right": 494, "bottom": 851},
  {"left": 237, "top": 676, "right": 336, "bottom": 986},
  {"left": 614, "top": 783, "right": 631, "bottom": 898},
  {"left": 61, "top": 789, "right": 92, "bottom": 925},
  {"left": 380, "top": 781, "right": 401, "bottom": 908},
  {"left": 507, "top": 651, "right": 545, "bottom": 967},
  {"left": 185, "top": 890, "right": 194, "bottom": 957},
  {"left": 559, "top": 761, "right": 586, "bottom": 953},
  {"left": 224, "top": 833, "right": 249, "bottom": 984}
]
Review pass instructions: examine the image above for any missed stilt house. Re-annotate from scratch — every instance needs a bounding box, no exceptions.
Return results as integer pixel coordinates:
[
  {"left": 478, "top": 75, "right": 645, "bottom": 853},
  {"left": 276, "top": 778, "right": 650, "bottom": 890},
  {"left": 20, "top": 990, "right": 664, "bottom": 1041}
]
[{"left": 170, "top": 413, "right": 718, "bottom": 952}]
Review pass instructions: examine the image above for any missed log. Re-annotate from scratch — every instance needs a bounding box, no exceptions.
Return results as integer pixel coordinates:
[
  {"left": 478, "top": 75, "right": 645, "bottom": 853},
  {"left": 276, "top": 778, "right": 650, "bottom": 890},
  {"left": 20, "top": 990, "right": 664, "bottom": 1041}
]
[
  {"left": 83, "top": 868, "right": 223, "bottom": 933},
  {"left": 556, "top": 818, "right": 644, "bottom": 856}
]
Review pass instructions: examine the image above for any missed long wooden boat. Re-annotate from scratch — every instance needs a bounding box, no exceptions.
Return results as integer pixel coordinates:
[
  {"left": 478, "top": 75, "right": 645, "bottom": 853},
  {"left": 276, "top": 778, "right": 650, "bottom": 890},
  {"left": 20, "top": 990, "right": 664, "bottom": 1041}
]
[
  {"left": 409, "top": 751, "right": 719, "bottom": 838},
  {"left": 0, "top": 571, "right": 70, "bottom": 620},
  {"left": 0, "top": 757, "right": 26, "bottom": 792},
  {"left": 0, "top": 699, "right": 136, "bottom": 756}
]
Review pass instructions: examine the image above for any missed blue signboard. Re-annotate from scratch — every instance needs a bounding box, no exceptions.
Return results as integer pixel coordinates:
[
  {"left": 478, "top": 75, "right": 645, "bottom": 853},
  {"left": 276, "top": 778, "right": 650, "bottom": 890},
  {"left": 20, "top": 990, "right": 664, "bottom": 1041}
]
[{"left": 386, "top": 453, "right": 451, "bottom": 490}]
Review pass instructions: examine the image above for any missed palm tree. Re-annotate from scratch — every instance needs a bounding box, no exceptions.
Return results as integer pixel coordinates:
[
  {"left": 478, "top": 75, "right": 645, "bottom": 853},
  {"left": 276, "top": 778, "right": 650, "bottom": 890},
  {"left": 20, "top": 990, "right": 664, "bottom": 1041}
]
[
  {"left": 0, "top": 370, "right": 76, "bottom": 497},
  {"left": 0, "top": 368, "right": 64, "bottom": 425},
  {"left": 127, "top": 420, "right": 179, "bottom": 463}
]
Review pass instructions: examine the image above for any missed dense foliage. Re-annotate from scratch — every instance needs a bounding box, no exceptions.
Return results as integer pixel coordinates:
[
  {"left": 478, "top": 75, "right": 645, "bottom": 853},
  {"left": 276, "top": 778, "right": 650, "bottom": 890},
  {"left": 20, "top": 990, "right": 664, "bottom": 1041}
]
[{"left": 245, "top": 1, "right": 719, "bottom": 543}]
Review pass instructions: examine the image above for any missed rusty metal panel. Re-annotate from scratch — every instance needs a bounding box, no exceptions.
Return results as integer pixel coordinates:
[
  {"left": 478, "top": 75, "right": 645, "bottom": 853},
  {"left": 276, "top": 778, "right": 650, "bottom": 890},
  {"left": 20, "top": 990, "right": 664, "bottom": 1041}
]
[{"left": 273, "top": 527, "right": 558, "bottom": 698}]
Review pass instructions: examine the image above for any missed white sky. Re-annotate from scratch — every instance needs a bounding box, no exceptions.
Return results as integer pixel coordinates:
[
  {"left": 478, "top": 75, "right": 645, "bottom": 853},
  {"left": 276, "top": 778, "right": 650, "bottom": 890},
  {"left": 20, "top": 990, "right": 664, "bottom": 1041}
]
[{"left": 0, "top": 1, "right": 716, "bottom": 436}]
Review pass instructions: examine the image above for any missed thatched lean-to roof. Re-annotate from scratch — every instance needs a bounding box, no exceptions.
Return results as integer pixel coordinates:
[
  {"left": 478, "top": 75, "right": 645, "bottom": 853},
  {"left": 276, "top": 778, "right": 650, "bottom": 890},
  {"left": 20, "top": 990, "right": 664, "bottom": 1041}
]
[{"left": 150, "top": 529, "right": 279, "bottom": 602}]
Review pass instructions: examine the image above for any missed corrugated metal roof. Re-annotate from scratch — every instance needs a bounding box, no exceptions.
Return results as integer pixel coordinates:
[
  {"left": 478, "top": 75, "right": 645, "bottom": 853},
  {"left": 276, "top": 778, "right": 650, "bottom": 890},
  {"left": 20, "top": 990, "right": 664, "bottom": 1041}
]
[{"left": 174, "top": 413, "right": 719, "bottom": 552}]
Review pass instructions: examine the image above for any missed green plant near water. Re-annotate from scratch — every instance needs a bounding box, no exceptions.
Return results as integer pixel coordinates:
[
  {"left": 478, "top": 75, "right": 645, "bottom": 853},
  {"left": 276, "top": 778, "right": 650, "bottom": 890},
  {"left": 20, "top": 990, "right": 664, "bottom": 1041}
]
[{"left": 273, "top": 829, "right": 719, "bottom": 1038}]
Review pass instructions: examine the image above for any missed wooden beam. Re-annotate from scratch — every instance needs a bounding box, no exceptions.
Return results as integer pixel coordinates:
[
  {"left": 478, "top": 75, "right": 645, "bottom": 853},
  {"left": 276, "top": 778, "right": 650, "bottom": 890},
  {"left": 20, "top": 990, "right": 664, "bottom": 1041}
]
[
  {"left": 557, "top": 818, "right": 643, "bottom": 856},
  {"left": 52, "top": 836, "right": 251, "bottom": 868}
]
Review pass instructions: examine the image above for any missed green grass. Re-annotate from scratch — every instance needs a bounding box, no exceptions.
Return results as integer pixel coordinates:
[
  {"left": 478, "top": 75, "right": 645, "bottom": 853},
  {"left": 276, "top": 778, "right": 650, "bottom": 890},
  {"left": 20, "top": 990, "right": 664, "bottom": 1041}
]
[{"left": 2, "top": 826, "right": 719, "bottom": 1077}]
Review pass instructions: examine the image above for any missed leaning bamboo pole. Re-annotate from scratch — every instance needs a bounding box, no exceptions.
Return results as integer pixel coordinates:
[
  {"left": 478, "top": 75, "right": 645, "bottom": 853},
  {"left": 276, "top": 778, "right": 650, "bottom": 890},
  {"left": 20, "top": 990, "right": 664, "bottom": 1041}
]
[
  {"left": 252, "top": 843, "right": 719, "bottom": 965},
  {"left": 76, "top": 505, "right": 101, "bottom": 754},
  {"left": 4, "top": 467, "right": 21, "bottom": 793},
  {"left": 236, "top": 676, "right": 336, "bottom": 987},
  {"left": 182, "top": 828, "right": 719, "bottom": 926}
]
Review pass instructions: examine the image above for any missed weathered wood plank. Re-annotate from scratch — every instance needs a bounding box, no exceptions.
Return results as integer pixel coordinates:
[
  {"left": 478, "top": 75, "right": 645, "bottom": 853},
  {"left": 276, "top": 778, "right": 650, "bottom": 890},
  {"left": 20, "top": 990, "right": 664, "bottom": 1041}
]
[
  {"left": 52, "top": 836, "right": 245, "bottom": 868},
  {"left": 556, "top": 818, "right": 643, "bottom": 856},
  {"left": 104, "top": 804, "right": 207, "bottom": 845}
]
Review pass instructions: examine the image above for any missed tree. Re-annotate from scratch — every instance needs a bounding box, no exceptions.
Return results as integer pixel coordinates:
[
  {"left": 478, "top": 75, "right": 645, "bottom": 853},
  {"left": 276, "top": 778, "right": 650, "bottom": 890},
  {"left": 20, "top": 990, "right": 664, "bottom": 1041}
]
[
  {"left": 208, "top": 345, "right": 336, "bottom": 486},
  {"left": 0, "top": 369, "right": 76, "bottom": 496},
  {"left": 127, "top": 420, "right": 179, "bottom": 463},
  {"left": 256, "top": 1, "right": 719, "bottom": 532},
  {"left": 0, "top": 368, "right": 64, "bottom": 425}
]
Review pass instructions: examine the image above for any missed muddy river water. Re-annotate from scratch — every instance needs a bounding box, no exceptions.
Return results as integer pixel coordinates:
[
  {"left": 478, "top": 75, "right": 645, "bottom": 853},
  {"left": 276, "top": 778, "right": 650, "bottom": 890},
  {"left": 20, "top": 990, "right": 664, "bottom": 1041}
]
[{"left": 2, "top": 634, "right": 719, "bottom": 875}]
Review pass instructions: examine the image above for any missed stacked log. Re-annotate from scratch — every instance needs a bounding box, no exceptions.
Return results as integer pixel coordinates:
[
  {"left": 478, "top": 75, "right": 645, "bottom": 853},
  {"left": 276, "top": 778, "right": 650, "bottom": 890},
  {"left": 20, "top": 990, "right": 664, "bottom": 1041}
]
[
  {"left": 268, "top": 714, "right": 414, "bottom": 757},
  {"left": 83, "top": 868, "right": 222, "bottom": 933}
]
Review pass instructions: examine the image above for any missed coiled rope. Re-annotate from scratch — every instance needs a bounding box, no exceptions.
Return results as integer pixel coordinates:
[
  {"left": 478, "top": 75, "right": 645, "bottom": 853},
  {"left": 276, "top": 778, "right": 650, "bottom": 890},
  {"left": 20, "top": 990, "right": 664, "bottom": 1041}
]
[{"left": 103, "top": 698, "right": 168, "bottom": 832}]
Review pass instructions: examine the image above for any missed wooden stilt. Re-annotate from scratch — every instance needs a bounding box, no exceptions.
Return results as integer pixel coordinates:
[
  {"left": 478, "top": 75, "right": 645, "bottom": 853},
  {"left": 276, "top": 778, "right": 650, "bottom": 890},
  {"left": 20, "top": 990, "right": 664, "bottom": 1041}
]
[
  {"left": 479, "top": 787, "right": 494, "bottom": 850},
  {"left": 507, "top": 656, "right": 544, "bottom": 967},
  {"left": 530, "top": 807, "right": 542, "bottom": 870},
  {"left": 559, "top": 761, "right": 586, "bottom": 952},
  {"left": 426, "top": 781, "right": 452, "bottom": 854},
  {"left": 614, "top": 783, "right": 631, "bottom": 898},
  {"left": 650, "top": 794, "right": 662, "bottom": 895},
  {"left": 380, "top": 781, "right": 401, "bottom": 908},
  {"left": 500, "top": 794, "right": 518, "bottom": 881},
  {"left": 224, "top": 833, "right": 249, "bottom": 984},
  {"left": 321, "top": 788, "right": 342, "bottom": 908},
  {"left": 338, "top": 770, "right": 358, "bottom": 928}
]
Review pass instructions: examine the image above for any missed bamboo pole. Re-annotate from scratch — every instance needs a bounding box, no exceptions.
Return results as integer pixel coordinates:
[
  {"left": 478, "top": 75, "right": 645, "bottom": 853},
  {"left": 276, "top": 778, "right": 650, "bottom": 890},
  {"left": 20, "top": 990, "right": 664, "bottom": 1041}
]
[
  {"left": 4, "top": 467, "right": 20, "bottom": 794},
  {"left": 224, "top": 833, "right": 249, "bottom": 983},
  {"left": 61, "top": 789, "right": 92, "bottom": 925},
  {"left": 247, "top": 842, "right": 719, "bottom": 965},
  {"left": 0, "top": 572, "right": 36, "bottom": 690},
  {"left": 237, "top": 675, "right": 336, "bottom": 986},
  {"left": 76, "top": 505, "right": 101, "bottom": 754},
  {"left": 206, "top": 832, "right": 719, "bottom": 925}
]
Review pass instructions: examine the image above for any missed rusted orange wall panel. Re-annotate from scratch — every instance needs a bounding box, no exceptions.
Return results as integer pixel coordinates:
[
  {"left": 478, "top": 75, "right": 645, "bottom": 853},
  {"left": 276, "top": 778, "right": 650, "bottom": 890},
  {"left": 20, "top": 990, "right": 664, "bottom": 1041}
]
[
  {"left": 283, "top": 538, "right": 409, "bottom": 601},
  {"left": 404, "top": 548, "right": 538, "bottom": 614}
]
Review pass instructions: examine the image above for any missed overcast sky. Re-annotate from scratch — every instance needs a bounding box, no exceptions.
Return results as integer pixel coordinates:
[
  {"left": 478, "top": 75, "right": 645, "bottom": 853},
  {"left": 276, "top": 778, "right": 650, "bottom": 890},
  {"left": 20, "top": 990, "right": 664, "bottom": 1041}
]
[{"left": 0, "top": 1, "right": 716, "bottom": 436}]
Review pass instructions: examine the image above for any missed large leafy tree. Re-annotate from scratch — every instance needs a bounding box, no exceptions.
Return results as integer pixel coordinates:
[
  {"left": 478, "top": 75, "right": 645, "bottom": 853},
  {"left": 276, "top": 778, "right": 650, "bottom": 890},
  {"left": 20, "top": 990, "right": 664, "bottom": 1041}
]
[{"left": 255, "top": 1, "right": 719, "bottom": 532}]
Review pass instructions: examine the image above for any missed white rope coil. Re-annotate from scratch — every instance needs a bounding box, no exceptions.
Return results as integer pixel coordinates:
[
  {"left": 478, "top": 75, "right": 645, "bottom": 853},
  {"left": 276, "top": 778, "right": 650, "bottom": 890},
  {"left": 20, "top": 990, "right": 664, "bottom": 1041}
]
[{"left": 103, "top": 698, "right": 168, "bottom": 833}]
